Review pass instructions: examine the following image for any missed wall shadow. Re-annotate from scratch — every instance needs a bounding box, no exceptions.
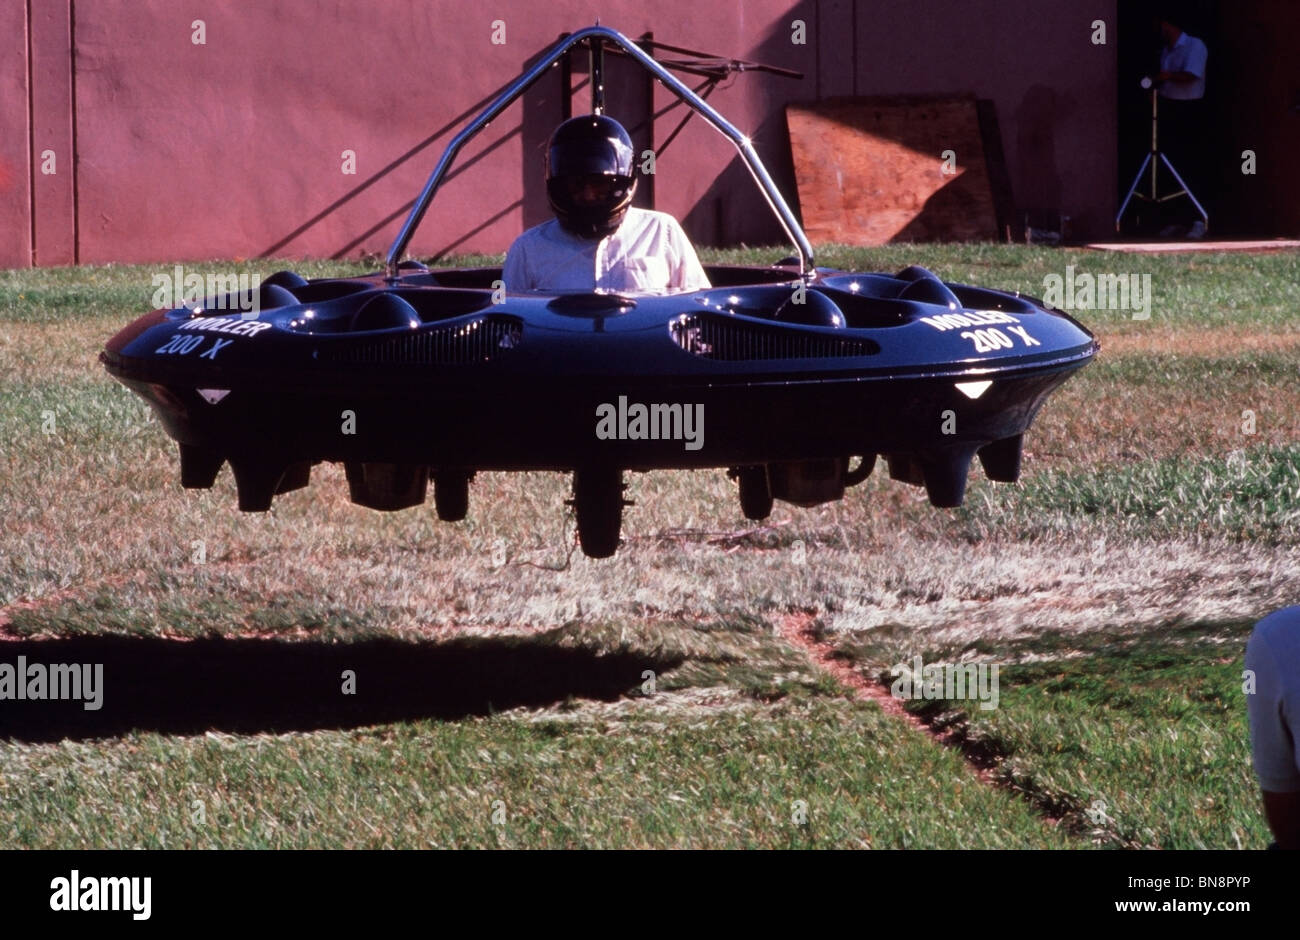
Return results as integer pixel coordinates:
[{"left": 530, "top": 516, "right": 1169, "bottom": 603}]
[
  {"left": 257, "top": 88, "right": 504, "bottom": 260},
  {"left": 259, "top": 37, "right": 563, "bottom": 262},
  {"left": 681, "top": 3, "right": 813, "bottom": 248},
  {"left": 256, "top": 19, "right": 816, "bottom": 261},
  {"left": 682, "top": 106, "right": 797, "bottom": 250},
  {"left": 744, "top": 95, "right": 1012, "bottom": 248}
]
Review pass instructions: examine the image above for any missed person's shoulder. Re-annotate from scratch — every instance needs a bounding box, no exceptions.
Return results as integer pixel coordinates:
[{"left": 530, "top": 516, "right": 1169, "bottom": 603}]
[
  {"left": 628, "top": 207, "right": 689, "bottom": 239},
  {"left": 514, "top": 218, "right": 565, "bottom": 245},
  {"left": 630, "top": 207, "right": 679, "bottom": 226},
  {"left": 1252, "top": 607, "right": 1300, "bottom": 647}
]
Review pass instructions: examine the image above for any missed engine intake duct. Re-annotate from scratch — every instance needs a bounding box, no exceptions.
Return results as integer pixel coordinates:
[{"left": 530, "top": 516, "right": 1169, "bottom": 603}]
[
  {"left": 769, "top": 459, "right": 846, "bottom": 507},
  {"left": 345, "top": 462, "right": 429, "bottom": 511},
  {"left": 885, "top": 447, "right": 980, "bottom": 507},
  {"left": 179, "top": 443, "right": 224, "bottom": 489},
  {"left": 670, "top": 312, "right": 878, "bottom": 361},
  {"left": 977, "top": 434, "right": 1023, "bottom": 483},
  {"left": 320, "top": 315, "right": 523, "bottom": 366}
]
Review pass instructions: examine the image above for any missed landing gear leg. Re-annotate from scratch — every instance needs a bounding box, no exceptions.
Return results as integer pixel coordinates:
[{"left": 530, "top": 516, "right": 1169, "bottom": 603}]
[
  {"left": 433, "top": 470, "right": 472, "bottom": 522},
  {"left": 733, "top": 465, "right": 773, "bottom": 521},
  {"left": 572, "top": 467, "right": 625, "bottom": 558}
]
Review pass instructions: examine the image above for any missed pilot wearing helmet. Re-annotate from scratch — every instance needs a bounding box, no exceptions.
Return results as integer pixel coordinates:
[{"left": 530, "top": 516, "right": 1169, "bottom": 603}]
[{"left": 504, "top": 114, "right": 711, "bottom": 293}]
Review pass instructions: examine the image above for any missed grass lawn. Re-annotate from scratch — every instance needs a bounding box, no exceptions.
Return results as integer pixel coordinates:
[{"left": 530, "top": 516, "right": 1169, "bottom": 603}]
[{"left": 1, "top": 245, "right": 1296, "bottom": 848}]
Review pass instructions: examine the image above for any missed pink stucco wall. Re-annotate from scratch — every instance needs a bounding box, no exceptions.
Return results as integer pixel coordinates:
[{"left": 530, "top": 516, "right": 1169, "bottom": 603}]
[
  {"left": 8, "top": 0, "right": 1124, "bottom": 268},
  {"left": 0, "top": 1, "right": 31, "bottom": 268}
]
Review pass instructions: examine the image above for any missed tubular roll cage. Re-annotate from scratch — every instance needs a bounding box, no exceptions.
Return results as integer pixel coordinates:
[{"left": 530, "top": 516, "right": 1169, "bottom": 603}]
[{"left": 384, "top": 25, "right": 815, "bottom": 280}]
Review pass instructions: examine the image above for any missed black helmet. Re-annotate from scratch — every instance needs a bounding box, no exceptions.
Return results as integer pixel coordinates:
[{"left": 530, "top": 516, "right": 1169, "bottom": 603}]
[{"left": 546, "top": 115, "right": 637, "bottom": 238}]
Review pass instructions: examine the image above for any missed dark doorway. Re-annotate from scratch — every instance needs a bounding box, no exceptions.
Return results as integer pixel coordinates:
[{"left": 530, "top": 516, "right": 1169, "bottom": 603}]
[
  {"left": 1118, "top": 0, "right": 1300, "bottom": 237},
  {"left": 1116, "top": 0, "right": 1218, "bottom": 235}
]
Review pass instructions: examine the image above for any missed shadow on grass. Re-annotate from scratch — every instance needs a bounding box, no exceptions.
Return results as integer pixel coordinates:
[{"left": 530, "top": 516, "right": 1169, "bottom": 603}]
[{"left": 0, "top": 632, "right": 681, "bottom": 743}]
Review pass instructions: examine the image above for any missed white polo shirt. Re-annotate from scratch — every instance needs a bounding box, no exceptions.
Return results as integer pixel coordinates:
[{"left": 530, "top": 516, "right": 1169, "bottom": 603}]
[
  {"left": 1159, "top": 31, "right": 1208, "bottom": 100},
  {"left": 1245, "top": 607, "right": 1300, "bottom": 792},
  {"left": 503, "top": 206, "right": 711, "bottom": 293}
]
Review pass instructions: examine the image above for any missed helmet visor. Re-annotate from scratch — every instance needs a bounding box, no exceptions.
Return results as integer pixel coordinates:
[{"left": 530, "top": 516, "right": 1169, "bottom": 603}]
[
  {"left": 547, "top": 136, "right": 635, "bottom": 179},
  {"left": 558, "top": 173, "right": 633, "bottom": 207}
]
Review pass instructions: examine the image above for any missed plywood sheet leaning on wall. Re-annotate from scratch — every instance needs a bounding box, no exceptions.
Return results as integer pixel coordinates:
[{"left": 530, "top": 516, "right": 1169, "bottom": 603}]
[{"left": 786, "top": 96, "right": 1004, "bottom": 245}]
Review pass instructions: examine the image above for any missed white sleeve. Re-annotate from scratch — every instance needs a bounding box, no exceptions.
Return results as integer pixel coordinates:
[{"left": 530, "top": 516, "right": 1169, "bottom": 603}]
[
  {"left": 666, "top": 220, "right": 710, "bottom": 290},
  {"left": 1184, "top": 39, "right": 1208, "bottom": 78},
  {"left": 1245, "top": 627, "right": 1300, "bottom": 792}
]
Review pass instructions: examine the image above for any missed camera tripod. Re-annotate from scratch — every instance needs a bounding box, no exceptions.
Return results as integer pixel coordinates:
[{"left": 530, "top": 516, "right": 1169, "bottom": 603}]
[{"left": 1115, "top": 81, "right": 1209, "bottom": 233}]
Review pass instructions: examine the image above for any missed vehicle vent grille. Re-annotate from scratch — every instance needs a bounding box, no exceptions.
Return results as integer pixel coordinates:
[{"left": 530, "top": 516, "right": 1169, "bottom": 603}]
[
  {"left": 321, "top": 316, "right": 523, "bottom": 366},
  {"left": 669, "top": 313, "right": 878, "bottom": 361}
]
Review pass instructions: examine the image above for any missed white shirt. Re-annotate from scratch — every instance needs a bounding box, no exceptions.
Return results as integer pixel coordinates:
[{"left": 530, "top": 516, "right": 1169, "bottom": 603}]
[
  {"left": 1245, "top": 608, "right": 1300, "bottom": 792},
  {"left": 1159, "top": 31, "right": 1208, "bottom": 100},
  {"left": 503, "top": 206, "right": 711, "bottom": 293}
]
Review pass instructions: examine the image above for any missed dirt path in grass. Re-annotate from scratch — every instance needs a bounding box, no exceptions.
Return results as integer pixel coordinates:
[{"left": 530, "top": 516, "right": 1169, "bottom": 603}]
[
  {"left": 777, "top": 611, "right": 996, "bottom": 780},
  {"left": 777, "top": 609, "right": 1068, "bottom": 824}
]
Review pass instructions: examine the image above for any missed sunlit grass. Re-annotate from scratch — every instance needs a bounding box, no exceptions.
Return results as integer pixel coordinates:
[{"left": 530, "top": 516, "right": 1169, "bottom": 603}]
[
  {"left": 0, "top": 697, "right": 1074, "bottom": 849},
  {"left": 1, "top": 247, "right": 1295, "bottom": 848},
  {"left": 834, "top": 621, "right": 1268, "bottom": 849}
]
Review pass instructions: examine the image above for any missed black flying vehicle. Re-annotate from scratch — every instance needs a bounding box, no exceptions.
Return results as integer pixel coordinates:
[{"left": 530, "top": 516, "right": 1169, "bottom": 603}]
[{"left": 101, "top": 26, "right": 1097, "bottom": 558}]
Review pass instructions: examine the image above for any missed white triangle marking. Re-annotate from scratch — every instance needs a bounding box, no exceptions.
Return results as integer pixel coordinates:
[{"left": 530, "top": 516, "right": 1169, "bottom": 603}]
[{"left": 955, "top": 380, "right": 992, "bottom": 400}]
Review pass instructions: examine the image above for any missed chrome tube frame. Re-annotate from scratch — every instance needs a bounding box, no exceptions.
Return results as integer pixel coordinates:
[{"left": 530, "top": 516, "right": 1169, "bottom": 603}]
[{"left": 384, "top": 25, "right": 814, "bottom": 279}]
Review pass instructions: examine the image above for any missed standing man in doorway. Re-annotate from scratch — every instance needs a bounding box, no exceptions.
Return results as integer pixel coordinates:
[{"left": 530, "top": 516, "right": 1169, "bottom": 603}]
[{"left": 1153, "top": 11, "right": 1209, "bottom": 238}]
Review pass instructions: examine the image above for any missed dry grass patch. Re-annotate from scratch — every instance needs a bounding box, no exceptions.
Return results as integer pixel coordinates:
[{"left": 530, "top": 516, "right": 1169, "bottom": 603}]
[{"left": 1099, "top": 327, "right": 1300, "bottom": 358}]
